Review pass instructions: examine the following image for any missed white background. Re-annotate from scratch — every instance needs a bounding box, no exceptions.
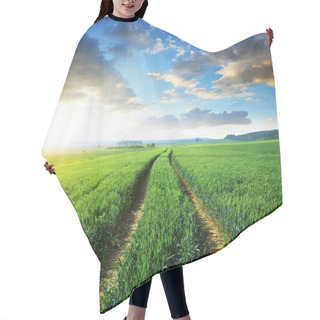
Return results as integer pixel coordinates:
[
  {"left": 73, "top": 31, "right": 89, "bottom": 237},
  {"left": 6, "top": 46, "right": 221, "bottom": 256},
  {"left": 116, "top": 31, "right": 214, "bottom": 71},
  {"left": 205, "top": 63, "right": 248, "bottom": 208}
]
[{"left": 1, "top": 0, "right": 319, "bottom": 319}]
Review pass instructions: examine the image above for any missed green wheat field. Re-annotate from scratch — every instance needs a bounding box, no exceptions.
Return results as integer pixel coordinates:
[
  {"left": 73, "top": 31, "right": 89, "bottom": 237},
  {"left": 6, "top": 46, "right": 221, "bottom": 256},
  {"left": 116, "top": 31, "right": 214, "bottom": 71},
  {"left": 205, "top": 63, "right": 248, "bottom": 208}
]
[{"left": 44, "top": 139, "right": 282, "bottom": 312}]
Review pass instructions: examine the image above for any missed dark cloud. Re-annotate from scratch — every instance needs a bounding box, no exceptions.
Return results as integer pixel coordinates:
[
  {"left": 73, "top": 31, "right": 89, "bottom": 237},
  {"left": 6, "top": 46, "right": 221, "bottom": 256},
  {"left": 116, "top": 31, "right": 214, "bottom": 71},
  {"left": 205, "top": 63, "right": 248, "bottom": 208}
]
[
  {"left": 139, "top": 107, "right": 251, "bottom": 129},
  {"left": 167, "top": 33, "right": 274, "bottom": 99}
]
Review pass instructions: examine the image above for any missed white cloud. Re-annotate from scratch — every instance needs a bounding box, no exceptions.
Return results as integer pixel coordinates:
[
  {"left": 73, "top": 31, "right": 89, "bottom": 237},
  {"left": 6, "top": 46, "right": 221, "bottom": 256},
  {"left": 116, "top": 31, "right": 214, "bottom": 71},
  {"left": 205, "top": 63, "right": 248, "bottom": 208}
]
[
  {"left": 147, "top": 72, "right": 199, "bottom": 88},
  {"left": 159, "top": 88, "right": 181, "bottom": 104}
]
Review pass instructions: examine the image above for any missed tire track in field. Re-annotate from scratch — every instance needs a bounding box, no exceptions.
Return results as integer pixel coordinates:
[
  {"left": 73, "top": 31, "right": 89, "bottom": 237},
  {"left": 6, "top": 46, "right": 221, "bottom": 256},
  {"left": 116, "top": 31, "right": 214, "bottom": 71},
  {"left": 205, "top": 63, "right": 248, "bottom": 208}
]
[
  {"left": 99, "top": 149, "right": 167, "bottom": 296},
  {"left": 168, "top": 148, "right": 226, "bottom": 254}
]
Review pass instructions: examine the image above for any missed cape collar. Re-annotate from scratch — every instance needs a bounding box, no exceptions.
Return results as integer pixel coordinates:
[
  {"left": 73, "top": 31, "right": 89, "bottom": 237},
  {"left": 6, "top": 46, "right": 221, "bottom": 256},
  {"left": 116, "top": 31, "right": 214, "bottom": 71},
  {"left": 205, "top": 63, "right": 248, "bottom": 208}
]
[{"left": 108, "top": 12, "right": 140, "bottom": 22}]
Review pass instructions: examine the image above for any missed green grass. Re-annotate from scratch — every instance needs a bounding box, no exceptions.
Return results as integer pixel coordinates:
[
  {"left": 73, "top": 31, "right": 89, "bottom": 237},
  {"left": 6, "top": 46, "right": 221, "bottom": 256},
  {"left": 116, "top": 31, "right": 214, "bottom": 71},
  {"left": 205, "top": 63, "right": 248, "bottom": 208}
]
[
  {"left": 171, "top": 139, "right": 282, "bottom": 242},
  {"left": 43, "top": 139, "right": 282, "bottom": 313}
]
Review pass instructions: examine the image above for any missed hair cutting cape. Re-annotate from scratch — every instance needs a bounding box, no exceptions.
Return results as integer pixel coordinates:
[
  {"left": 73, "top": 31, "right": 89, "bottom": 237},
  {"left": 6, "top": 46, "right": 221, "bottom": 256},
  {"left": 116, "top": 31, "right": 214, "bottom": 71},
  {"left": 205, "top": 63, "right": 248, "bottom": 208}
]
[{"left": 42, "top": 12, "right": 283, "bottom": 314}]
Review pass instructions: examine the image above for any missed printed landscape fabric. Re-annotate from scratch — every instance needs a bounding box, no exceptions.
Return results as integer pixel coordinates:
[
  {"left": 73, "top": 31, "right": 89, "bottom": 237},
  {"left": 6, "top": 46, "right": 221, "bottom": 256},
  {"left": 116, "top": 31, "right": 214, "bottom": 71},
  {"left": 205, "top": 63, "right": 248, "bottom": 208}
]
[{"left": 41, "top": 13, "right": 283, "bottom": 314}]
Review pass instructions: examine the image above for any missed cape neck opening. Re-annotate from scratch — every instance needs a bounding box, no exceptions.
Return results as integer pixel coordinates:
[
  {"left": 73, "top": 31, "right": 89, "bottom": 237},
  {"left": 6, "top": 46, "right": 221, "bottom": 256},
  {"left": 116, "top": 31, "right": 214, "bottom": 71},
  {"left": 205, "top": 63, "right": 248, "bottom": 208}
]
[{"left": 108, "top": 12, "right": 139, "bottom": 22}]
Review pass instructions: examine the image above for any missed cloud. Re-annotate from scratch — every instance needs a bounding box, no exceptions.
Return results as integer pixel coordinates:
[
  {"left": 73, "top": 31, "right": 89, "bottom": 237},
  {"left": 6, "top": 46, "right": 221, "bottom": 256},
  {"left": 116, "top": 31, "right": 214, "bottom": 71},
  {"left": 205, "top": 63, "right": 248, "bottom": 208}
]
[
  {"left": 162, "top": 33, "right": 274, "bottom": 99},
  {"left": 184, "top": 87, "right": 224, "bottom": 99},
  {"left": 139, "top": 107, "right": 251, "bottom": 129},
  {"left": 105, "top": 22, "right": 154, "bottom": 52},
  {"left": 147, "top": 72, "right": 199, "bottom": 88},
  {"left": 101, "top": 23, "right": 170, "bottom": 57},
  {"left": 245, "top": 97, "right": 260, "bottom": 102},
  {"left": 159, "top": 88, "right": 181, "bottom": 104},
  {"left": 101, "top": 22, "right": 190, "bottom": 58},
  {"left": 56, "top": 23, "right": 193, "bottom": 113},
  {"left": 148, "top": 37, "right": 167, "bottom": 54},
  {"left": 260, "top": 117, "right": 278, "bottom": 124},
  {"left": 167, "top": 36, "right": 188, "bottom": 57},
  {"left": 58, "top": 33, "right": 145, "bottom": 112}
]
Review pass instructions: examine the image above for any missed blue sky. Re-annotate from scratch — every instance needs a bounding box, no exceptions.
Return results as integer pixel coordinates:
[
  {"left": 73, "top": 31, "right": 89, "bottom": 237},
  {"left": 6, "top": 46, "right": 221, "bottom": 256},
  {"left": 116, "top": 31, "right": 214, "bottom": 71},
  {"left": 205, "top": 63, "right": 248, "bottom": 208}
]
[{"left": 43, "top": 16, "right": 278, "bottom": 150}]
